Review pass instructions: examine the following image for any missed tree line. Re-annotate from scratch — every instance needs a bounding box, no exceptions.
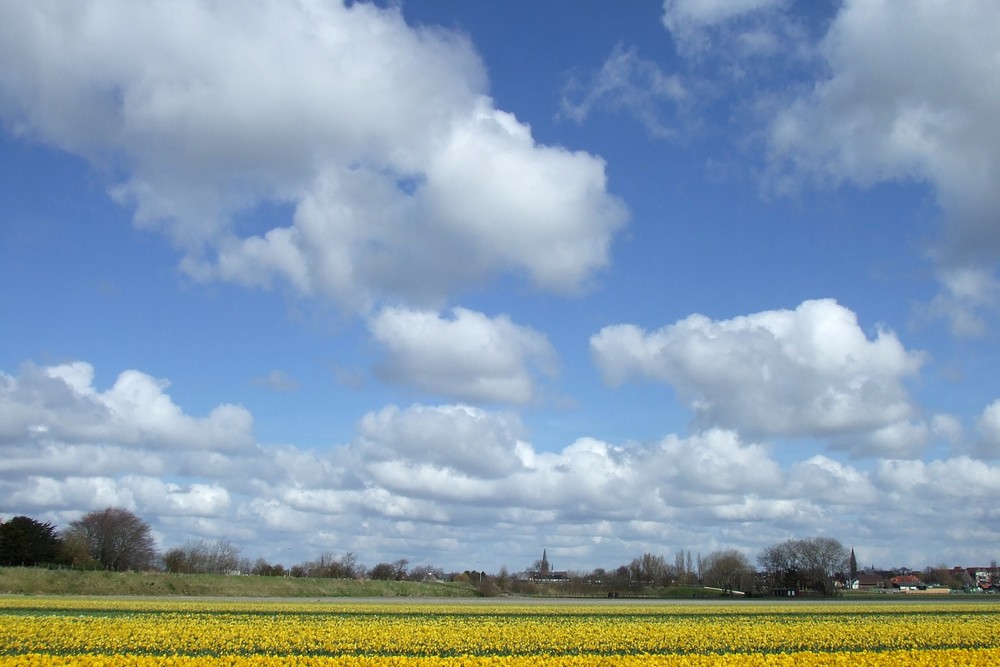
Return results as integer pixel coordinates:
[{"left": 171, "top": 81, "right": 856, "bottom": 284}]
[
  {"left": 2, "top": 508, "right": 991, "bottom": 596},
  {"left": 0, "top": 508, "right": 157, "bottom": 572},
  {"left": 0, "top": 509, "right": 443, "bottom": 581}
]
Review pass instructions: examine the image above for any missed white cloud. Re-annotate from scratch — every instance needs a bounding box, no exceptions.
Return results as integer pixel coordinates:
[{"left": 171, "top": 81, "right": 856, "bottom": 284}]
[
  {"left": 248, "top": 498, "right": 313, "bottom": 533},
  {"left": 0, "top": 362, "right": 254, "bottom": 452},
  {"left": 355, "top": 404, "right": 528, "bottom": 480},
  {"left": 662, "top": 0, "right": 796, "bottom": 58},
  {"left": 831, "top": 420, "right": 930, "bottom": 460},
  {"left": 663, "top": 0, "right": 788, "bottom": 31},
  {"left": 369, "top": 307, "right": 557, "bottom": 404},
  {"left": 649, "top": 429, "right": 782, "bottom": 500},
  {"left": 251, "top": 370, "right": 299, "bottom": 392},
  {"left": 921, "top": 266, "right": 1000, "bottom": 337},
  {"left": 0, "top": 1, "right": 626, "bottom": 310},
  {"left": 4, "top": 357, "right": 999, "bottom": 570},
  {"left": 876, "top": 457, "right": 1000, "bottom": 503},
  {"left": 348, "top": 423, "right": 787, "bottom": 527},
  {"left": 930, "top": 414, "right": 963, "bottom": 447},
  {"left": 0, "top": 443, "right": 162, "bottom": 478},
  {"left": 126, "top": 477, "right": 231, "bottom": 517},
  {"left": 591, "top": 299, "right": 926, "bottom": 443},
  {"left": 421, "top": 101, "right": 627, "bottom": 294},
  {"left": 973, "top": 400, "right": 1000, "bottom": 460},
  {"left": 0, "top": 1, "right": 482, "bottom": 242},
  {"left": 561, "top": 44, "right": 687, "bottom": 139},
  {"left": 788, "top": 455, "right": 878, "bottom": 506},
  {"left": 766, "top": 0, "right": 1000, "bottom": 333}
]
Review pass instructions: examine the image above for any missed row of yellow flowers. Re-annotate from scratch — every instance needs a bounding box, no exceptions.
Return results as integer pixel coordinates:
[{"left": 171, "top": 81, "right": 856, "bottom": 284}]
[
  {"left": 2, "top": 597, "right": 998, "bottom": 665},
  {"left": 3, "top": 650, "right": 1000, "bottom": 667}
]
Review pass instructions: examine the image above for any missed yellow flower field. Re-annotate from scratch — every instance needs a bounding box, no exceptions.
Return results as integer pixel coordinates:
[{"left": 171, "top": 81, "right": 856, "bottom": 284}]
[{"left": 1, "top": 596, "right": 998, "bottom": 666}]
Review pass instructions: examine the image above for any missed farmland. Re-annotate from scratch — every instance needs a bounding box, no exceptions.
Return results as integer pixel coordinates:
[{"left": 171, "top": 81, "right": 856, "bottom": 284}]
[{"left": 1, "top": 597, "right": 999, "bottom": 665}]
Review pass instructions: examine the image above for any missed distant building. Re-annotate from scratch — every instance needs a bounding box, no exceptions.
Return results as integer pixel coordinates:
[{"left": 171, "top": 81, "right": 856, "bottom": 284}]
[
  {"left": 527, "top": 549, "right": 569, "bottom": 583},
  {"left": 890, "top": 574, "right": 925, "bottom": 591},
  {"left": 854, "top": 573, "right": 884, "bottom": 591}
]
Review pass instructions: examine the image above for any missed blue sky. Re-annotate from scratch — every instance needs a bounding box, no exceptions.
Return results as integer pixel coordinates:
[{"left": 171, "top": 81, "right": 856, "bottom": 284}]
[{"left": 2, "top": 0, "right": 999, "bottom": 574}]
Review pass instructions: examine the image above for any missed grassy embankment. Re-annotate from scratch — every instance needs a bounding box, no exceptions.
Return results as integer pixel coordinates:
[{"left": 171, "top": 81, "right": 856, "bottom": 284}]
[
  {"left": 0, "top": 567, "right": 477, "bottom": 597},
  {"left": 0, "top": 567, "right": 780, "bottom": 598}
]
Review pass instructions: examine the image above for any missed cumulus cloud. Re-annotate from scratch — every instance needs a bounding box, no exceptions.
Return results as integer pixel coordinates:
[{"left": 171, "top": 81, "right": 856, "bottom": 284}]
[
  {"left": 3, "top": 357, "right": 1000, "bottom": 568},
  {"left": 830, "top": 420, "right": 931, "bottom": 461},
  {"left": 128, "top": 477, "right": 231, "bottom": 516},
  {"left": 766, "top": 0, "right": 1000, "bottom": 333},
  {"left": 590, "top": 299, "right": 926, "bottom": 445},
  {"left": 354, "top": 403, "right": 529, "bottom": 480},
  {"left": 0, "top": 362, "right": 254, "bottom": 451},
  {"left": 349, "top": 423, "right": 788, "bottom": 526},
  {"left": 876, "top": 457, "right": 1000, "bottom": 506},
  {"left": 369, "top": 307, "right": 557, "bottom": 404},
  {"left": 787, "top": 455, "right": 879, "bottom": 506},
  {"left": 0, "top": 1, "right": 626, "bottom": 310},
  {"left": 7, "top": 476, "right": 134, "bottom": 513},
  {"left": 646, "top": 429, "right": 783, "bottom": 510}
]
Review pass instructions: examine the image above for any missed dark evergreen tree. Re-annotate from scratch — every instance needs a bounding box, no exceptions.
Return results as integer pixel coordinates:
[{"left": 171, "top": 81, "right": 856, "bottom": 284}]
[{"left": 0, "top": 516, "right": 62, "bottom": 566}]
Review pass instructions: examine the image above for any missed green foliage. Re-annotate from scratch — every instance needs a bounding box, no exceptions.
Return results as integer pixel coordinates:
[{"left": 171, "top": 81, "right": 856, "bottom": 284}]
[{"left": 0, "top": 516, "right": 62, "bottom": 566}]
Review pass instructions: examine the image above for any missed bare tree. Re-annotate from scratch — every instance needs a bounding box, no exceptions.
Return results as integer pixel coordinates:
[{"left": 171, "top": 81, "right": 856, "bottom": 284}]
[
  {"left": 367, "top": 558, "right": 409, "bottom": 581},
  {"left": 702, "top": 549, "right": 753, "bottom": 594},
  {"left": 796, "top": 537, "right": 849, "bottom": 594},
  {"left": 162, "top": 539, "right": 241, "bottom": 574},
  {"left": 301, "top": 551, "right": 363, "bottom": 578},
  {"left": 247, "top": 557, "right": 285, "bottom": 577},
  {"left": 757, "top": 542, "right": 796, "bottom": 590},
  {"left": 368, "top": 562, "right": 396, "bottom": 580},
  {"left": 611, "top": 565, "right": 631, "bottom": 591},
  {"left": 628, "top": 553, "right": 672, "bottom": 587},
  {"left": 63, "top": 507, "right": 156, "bottom": 571},
  {"left": 757, "top": 537, "right": 849, "bottom": 595},
  {"left": 674, "top": 549, "right": 696, "bottom": 585}
]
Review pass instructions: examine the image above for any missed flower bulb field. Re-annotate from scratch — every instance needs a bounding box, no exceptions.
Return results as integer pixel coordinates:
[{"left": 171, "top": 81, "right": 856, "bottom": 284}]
[{"left": 2, "top": 596, "right": 999, "bottom": 666}]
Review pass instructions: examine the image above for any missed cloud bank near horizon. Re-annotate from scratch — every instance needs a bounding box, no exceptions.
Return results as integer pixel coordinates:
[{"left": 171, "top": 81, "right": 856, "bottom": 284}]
[{"left": 3, "top": 299, "right": 998, "bottom": 570}]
